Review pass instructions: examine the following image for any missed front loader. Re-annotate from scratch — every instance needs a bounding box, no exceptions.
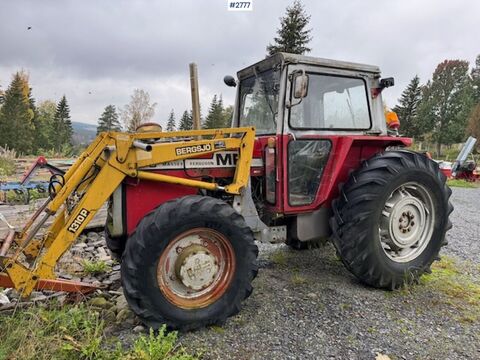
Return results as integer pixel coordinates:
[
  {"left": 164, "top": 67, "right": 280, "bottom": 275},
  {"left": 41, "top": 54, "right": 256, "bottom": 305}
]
[{"left": 0, "top": 53, "right": 453, "bottom": 331}]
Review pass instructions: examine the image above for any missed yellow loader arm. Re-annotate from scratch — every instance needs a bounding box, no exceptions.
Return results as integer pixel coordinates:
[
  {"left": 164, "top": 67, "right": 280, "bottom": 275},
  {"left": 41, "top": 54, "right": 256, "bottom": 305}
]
[{"left": 0, "top": 127, "right": 255, "bottom": 297}]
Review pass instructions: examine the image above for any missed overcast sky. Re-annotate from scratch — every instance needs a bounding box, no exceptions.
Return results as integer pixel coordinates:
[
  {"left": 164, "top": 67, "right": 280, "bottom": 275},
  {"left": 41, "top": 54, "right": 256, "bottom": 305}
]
[{"left": 0, "top": 0, "right": 478, "bottom": 127}]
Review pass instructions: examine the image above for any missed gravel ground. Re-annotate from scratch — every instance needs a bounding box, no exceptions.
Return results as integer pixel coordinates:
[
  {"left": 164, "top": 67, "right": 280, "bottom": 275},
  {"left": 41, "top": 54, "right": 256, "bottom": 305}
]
[{"left": 180, "top": 188, "right": 480, "bottom": 360}]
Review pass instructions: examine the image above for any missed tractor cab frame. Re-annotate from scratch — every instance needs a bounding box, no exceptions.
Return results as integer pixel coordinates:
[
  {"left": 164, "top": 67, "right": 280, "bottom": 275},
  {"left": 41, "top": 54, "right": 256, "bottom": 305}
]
[{"left": 229, "top": 53, "right": 410, "bottom": 244}]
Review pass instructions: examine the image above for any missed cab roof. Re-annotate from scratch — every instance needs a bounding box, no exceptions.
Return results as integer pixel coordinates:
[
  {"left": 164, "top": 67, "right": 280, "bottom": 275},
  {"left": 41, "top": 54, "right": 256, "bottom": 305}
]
[{"left": 237, "top": 52, "right": 381, "bottom": 79}]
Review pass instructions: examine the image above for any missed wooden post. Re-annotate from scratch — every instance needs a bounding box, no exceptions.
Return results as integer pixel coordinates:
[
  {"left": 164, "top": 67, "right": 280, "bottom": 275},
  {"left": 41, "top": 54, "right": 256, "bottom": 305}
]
[{"left": 189, "top": 63, "right": 201, "bottom": 130}]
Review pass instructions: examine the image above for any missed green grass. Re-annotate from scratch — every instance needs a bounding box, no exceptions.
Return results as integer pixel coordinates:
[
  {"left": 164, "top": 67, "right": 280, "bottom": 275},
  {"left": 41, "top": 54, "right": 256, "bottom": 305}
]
[
  {"left": 447, "top": 179, "right": 479, "bottom": 188},
  {"left": 420, "top": 256, "right": 480, "bottom": 322},
  {"left": 82, "top": 260, "right": 111, "bottom": 275},
  {"left": 269, "top": 250, "right": 288, "bottom": 266},
  {"left": 290, "top": 273, "right": 307, "bottom": 286},
  {"left": 0, "top": 304, "right": 198, "bottom": 360}
]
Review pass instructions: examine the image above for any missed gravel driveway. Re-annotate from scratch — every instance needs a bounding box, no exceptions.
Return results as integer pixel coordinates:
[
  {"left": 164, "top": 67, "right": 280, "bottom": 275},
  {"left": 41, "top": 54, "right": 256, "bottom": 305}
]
[{"left": 181, "top": 188, "right": 480, "bottom": 360}]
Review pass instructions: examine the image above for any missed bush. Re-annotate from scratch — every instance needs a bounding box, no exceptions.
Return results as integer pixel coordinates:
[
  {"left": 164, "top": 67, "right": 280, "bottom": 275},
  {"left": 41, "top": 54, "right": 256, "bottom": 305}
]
[{"left": 0, "top": 146, "right": 16, "bottom": 178}]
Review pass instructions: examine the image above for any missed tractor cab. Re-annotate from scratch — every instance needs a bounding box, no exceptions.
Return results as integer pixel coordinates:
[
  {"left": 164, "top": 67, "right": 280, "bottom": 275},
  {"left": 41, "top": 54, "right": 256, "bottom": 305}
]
[
  {"left": 232, "top": 52, "right": 390, "bottom": 136},
  {"left": 226, "top": 53, "right": 407, "bottom": 245}
]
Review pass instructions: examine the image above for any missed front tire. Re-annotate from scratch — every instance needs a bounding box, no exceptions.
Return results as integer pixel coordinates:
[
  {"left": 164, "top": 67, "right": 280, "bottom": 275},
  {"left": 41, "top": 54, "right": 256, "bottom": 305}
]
[
  {"left": 330, "top": 150, "right": 453, "bottom": 289},
  {"left": 121, "top": 195, "right": 258, "bottom": 331}
]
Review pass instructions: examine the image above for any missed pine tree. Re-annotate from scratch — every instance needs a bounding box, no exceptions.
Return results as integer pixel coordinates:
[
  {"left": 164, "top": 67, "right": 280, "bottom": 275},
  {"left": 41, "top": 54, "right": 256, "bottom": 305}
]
[
  {"left": 51, "top": 95, "right": 73, "bottom": 151},
  {"left": 204, "top": 95, "right": 227, "bottom": 129},
  {"left": 0, "top": 71, "right": 35, "bottom": 153},
  {"left": 417, "top": 60, "right": 474, "bottom": 156},
  {"left": 393, "top": 76, "right": 423, "bottom": 139},
  {"left": 166, "top": 109, "right": 176, "bottom": 131},
  {"left": 179, "top": 110, "right": 193, "bottom": 130},
  {"left": 97, "top": 105, "right": 121, "bottom": 134},
  {"left": 266, "top": 0, "right": 312, "bottom": 56}
]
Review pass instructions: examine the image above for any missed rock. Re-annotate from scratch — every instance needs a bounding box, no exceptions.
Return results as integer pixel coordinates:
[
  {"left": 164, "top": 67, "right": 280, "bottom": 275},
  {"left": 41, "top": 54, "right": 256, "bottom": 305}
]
[
  {"left": 59, "top": 273, "right": 73, "bottom": 280},
  {"left": 31, "top": 292, "right": 47, "bottom": 302},
  {"left": 89, "top": 297, "right": 114, "bottom": 309},
  {"left": 307, "top": 292, "right": 318, "bottom": 299},
  {"left": 112, "top": 265, "right": 121, "bottom": 271},
  {"left": 74, "top": 243, "right": 87, "bottom": 249},
  {"left": 116, "top": 308, "right": 134, "bottom": 324},
  {"left": 0, "top": 292, "right": 10, "bottom": 305},
  {"left": 102, "top": 309, "right": 117, "bottom": 323},
  {"left": 133, "top": 325, "right": 145, "bottom": 333},
  {"left": 109, "top": 272, "right": 121, "bottom": 282},
  {"left": 87, "top": 232, "right": 100, "bottom": 241},
  {"left": 77, "top": 234, "right": 88, "bottom": 243},
  {"left": 85, "top": 246, "right": 95, "bottom": 252},
  {"left": 91, "top": 240, "right": 104, "bottom": 248},
  {"left": 114, "top": 294, "right": 129, "bottom": 312}
]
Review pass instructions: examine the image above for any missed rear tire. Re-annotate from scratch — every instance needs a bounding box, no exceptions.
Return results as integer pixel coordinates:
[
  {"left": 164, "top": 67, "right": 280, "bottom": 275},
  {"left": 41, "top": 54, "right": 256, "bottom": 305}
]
[
  {"left": 121, "top": 195, "right": 258, "bottom": 331},
  {"left": 330, "top": 150, "right": 453, "bottom": 289}
]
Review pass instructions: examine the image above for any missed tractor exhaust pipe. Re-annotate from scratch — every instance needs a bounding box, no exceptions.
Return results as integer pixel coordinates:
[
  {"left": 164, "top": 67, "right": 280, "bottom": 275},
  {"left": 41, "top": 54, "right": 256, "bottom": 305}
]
[{"left": 189, "top": 63, "right": 201, "bottom": 131}]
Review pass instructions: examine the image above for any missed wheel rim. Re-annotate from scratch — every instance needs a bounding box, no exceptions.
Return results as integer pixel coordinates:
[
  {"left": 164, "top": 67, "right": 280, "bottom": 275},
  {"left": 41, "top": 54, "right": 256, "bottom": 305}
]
[
  {"left": 157, "top": 228, "right": 236, "bottom": 309},
  {"left": 379, "top": 182, "right": 435, "bottom": 263}
]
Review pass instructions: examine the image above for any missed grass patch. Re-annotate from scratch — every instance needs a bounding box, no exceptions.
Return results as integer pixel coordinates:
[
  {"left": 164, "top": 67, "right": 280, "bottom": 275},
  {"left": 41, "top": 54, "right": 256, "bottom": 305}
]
[
  {"left": 0, "top": 303, "right": 198, "bottom": 360},
  {"left": 269, "top": 250, "right": 288, "bottom": 266},
  {"left": 290, "top": 273, "right": 307, "bottom": 286},
  {"left": 447, "top": 179, "right": 479, "bottom": 188},
  {"left": 82, "top": 260, "right": 111, "bottom": 275},
  {"left": 420, "top": 256, "right": 480, "bottom": 320}
]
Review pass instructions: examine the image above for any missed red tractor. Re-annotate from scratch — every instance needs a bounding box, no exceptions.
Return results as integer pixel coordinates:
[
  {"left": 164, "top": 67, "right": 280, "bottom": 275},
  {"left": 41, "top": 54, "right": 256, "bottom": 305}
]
[
  {"left": 0, "top": 53, "right": 453, "bottom": 332},
  {"left": 102, "top": 53, "right": 452, "bottom": 330}
]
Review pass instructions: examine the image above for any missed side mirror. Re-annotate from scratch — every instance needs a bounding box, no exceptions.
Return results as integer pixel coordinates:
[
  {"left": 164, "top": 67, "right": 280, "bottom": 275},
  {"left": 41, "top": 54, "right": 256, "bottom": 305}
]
[
  {"left": 380, "top": 77, "right": 394, "bottom": 88},
  {"left": 293, "top": 71, "right": 309, "bottom": 99},
  {"left": 224, "top": 75, "right": 237, "bottom": 87}
]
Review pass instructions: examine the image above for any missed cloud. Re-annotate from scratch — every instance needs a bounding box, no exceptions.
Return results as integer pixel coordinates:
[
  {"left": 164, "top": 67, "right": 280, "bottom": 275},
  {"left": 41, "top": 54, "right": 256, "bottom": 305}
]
[{"left": 0, "top": 0, "right": 478, "bottom": 125}]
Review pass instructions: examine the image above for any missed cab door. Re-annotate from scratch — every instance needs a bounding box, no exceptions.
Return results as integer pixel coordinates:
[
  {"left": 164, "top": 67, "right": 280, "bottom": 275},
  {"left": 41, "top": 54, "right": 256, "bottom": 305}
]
[{"left": 282, "top": 65, "right": 373, "bottom": 214}]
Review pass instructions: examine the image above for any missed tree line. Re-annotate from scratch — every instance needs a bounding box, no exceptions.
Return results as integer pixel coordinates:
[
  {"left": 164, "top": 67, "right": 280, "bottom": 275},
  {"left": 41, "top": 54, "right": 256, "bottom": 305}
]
[
  {"left": 0, "top": 71, "right": 73, "bottom": 155},
  {"left": 112, "top": 92, "right": 233, "bottom": 134},
  {"left": 393, "top": 56, "right": 480, "bottom": 155}
]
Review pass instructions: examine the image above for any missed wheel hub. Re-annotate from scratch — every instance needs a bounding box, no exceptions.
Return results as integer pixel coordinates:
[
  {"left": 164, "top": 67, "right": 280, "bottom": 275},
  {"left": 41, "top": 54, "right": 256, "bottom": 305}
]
[
  {"left": 176, "top": 246, "right": 219, "bottom": 291},
  {"left": 379, "top": 182, "right": 435, "bottom": 263},
  {"left": 156, "top": 228, "right": 235, "bottom": 309},
  {"left": 389, "top": 197, "right": 424, "bottom": 248}
]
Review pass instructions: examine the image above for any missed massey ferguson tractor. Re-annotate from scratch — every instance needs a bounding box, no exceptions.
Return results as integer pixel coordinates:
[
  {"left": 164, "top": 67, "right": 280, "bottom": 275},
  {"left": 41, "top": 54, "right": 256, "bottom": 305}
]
[{"left": 0, "top": 53, "right": 452, "bottom": 331}]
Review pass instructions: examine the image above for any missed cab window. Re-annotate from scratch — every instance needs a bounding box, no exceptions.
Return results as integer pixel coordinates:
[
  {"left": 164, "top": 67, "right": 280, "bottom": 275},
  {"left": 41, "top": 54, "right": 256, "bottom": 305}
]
[
  {"left": 290, "top": 74, "right": 371, "bottom": 130},
  {"left": 239, "top": 69, "right": 280, "bottom": 135}
]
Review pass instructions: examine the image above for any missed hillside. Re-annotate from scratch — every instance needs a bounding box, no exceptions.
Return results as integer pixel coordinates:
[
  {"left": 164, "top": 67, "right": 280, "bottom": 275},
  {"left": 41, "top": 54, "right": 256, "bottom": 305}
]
[{"left": 72, "top": 121, "right": 97, "bottom": 146}]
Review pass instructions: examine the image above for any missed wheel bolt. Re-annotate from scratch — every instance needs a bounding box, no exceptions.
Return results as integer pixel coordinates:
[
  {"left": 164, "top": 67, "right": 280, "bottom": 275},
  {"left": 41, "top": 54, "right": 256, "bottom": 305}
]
[
  {"left": 402, "top": 212, "right": 407, "bottom": 217},
  {"left": 411, "top": 221, "right": 415, "bottom": 226}
]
